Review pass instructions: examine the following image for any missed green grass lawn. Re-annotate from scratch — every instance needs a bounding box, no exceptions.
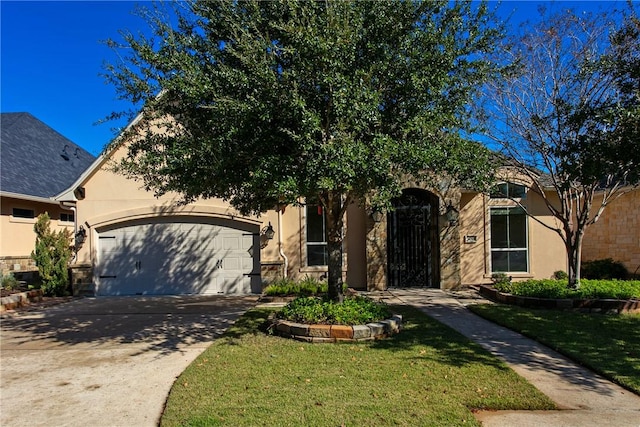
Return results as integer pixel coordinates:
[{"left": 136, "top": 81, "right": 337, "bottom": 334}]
[
  {"left": 469, "top": 304, "right": 640, "bottom": 395},
  {"left": 160, "top": 305, "right": 554, "bottom": 427}
]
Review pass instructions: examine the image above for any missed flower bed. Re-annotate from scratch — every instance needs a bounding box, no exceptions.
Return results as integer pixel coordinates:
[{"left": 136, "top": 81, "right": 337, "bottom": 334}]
[{"left": 479, "top": 285, "right": 640, "bottom": 314}]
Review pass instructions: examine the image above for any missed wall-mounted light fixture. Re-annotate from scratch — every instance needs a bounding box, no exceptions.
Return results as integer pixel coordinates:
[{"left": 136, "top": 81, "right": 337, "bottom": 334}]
[
  {"left": 260, "top": 222, "right": 275, "bottom": 248},
  {"left": 371, "top": 209, "right": 384, "bottom": 223},
  {"left": 75, "top": 225, "right": 87, "bottom": 246},
  {"left": 445, "top": 203, "right": 459, "bottom": 226}
]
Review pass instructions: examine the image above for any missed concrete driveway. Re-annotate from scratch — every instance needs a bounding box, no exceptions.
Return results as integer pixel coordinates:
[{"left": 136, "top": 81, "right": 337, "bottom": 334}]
[{"left": 0, "top": 295, "right": 258, "bottom": 427}]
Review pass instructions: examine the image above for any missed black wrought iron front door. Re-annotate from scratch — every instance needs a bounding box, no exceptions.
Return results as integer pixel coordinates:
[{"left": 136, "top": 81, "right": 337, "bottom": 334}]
[{"left": 387, "top": 189, "right": 439, "bottom": 287}]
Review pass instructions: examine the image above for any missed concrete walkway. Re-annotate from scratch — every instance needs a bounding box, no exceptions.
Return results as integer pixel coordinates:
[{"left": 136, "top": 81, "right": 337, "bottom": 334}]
[{"left": 382, "top": 288, "right": 640, "bottom": 427}]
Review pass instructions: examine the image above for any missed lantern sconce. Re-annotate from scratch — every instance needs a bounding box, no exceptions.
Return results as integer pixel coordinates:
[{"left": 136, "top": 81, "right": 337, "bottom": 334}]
[
  {"left": 75, "top": 225, "right": 87, "bottom": 246},
  {"left": 370, "top": 208, "right": 384, "bottom": 223},
  {"left": 260, "top": 222, "right": 275, "bottom": 248},
  {"left": 445, "top": 203, "right": 459, "bottom": 226}
]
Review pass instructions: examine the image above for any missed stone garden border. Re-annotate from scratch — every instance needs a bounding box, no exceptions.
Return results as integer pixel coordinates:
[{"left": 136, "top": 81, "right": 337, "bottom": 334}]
[
  {"left": 0, "top": 289, "right": 43, "bottom": 313},
  {"left": 479, "top": 284, "right": 640, "bottom": 314},
  {"left": 272, "top": 314, "right": 403, "bottom": 343}
]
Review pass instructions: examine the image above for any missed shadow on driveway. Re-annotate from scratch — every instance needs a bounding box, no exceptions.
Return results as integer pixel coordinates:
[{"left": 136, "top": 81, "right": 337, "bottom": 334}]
[
  {"left": 1, "top": 295, "right": 258, "bottom": 355},
  {"left": 0, "top": 295, "right": 258, "bottom": 427}
]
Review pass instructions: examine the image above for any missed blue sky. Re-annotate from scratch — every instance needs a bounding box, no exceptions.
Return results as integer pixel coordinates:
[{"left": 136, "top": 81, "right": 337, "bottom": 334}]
[{"left": 1, "top": 1, "right": 626, "bottom": 155}]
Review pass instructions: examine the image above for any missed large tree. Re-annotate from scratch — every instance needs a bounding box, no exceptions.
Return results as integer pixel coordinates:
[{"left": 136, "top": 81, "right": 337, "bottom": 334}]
[
  {"left": 482, "top": 6, "right": 640, "bottom": 288},
  {"left": 104, "top": 0, "right": 503, "bottom": 301}
]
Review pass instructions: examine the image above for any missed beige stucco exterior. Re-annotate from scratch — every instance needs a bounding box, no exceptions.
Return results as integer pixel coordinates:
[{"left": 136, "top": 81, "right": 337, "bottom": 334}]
[
  {"left": 55, "top": 142, "right": 573, "bottom": 294},
  {"left": 582, "top": 188, "right": 640, "bottom": 276},
  {"left": 459, "top": 189, "right": 566, "bottom": 285},
  {"left": 0, "top": 195, "right": 75, "bottom": 275}
]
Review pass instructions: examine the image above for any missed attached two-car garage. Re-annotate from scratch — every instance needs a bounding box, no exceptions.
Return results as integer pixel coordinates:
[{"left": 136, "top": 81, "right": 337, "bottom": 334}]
[{"left": 95, "top": 216, "right": 260, "bottom": 296}]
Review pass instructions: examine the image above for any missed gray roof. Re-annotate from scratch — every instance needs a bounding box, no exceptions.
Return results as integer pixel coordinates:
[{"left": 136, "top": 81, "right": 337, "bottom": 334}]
[{"left": 1, "top": 112, "right": 96, "bottom": 198}]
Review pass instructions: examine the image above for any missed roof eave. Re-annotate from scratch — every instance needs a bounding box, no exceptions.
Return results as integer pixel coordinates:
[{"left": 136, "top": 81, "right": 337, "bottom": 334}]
[{"left": 1, "top": 191, "right": 59, "bottom": 205}]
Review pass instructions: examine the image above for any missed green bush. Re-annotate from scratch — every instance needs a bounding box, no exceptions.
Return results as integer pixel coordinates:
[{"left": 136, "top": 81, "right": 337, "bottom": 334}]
[
  {"left": 1, "top": 273, "right": 19, "bottom": 290},
  {"left": 31, "top": 213, "right": 73, "bottom": 297},
  {"left": 263, "top": 276, "right": 346, "bottom": 297},
  {"left": 581, "top": 258, "right": 628, "bottom": 280},
  {"left": 491, "top": 272, "right": 511, "bottom": 289},
  {"left": 277, "top": 295, "right": 391, "bottom": 325},
  {"left": 495, "top": 279, "right": 640, "bottom": 300},
  {"left": 553, "top": 270, "right": 568, "bottom": 280}
]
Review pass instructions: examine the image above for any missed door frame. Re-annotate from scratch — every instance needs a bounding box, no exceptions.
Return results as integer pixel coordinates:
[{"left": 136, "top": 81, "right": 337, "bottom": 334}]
[{"left": 387, "top": 188, "right": 440, "bottom": 288}]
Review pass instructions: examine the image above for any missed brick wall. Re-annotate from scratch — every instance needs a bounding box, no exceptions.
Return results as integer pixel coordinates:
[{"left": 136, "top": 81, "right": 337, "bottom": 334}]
[{"left": 582, "top": 189, "right": 640, "bottom": 276}]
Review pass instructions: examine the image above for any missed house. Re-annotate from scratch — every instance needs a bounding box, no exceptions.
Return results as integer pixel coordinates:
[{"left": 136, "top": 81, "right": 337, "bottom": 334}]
[
  {"left": 0, "top": 113, "right": 95, "bottom": 280},
  {"left": 52, "top": 117, "right": 570, "bottom": 295}
]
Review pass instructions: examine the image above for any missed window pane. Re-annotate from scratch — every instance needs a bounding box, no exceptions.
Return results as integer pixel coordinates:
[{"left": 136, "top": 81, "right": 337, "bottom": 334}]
[
  {"left": 60, "top": 213, "right": 74, "bottom": 222},
  {"left": 12, "top": 208, "right": 34, "bottom": 218},
  {"left": 491, "top": 252, "right": 509, "bottom": 272},
  {"left": 307, "top": 244, "right": 328, "bottom": 266},
  {"left": 509, "top": 211, "right": 527, "bottom": 248},
  {"left": 490, "top": 211, "right": 508, "bottom": 248},
  {"left": 306, "top": 206, "right": 325, "bottom": 243},
  {"left": 508, "top": 250, "right": 528, "bottom": 272},
  {"left": 490, "top": 183, "right": 508, "bottom": 198},
  {"left": 509, "top": 184, "right": 526, "bottom": 199}
]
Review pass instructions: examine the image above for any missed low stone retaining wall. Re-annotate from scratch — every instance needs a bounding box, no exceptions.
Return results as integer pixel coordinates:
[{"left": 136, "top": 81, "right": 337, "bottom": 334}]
[
  {"left": 0, "top": 289, "right": 43, "bottom": 313},
  {"left": 479, "top": 285, "right": 640, "bottom": 314},
  {"left": 272, "top": 314, "right": 402, "bottom": 343}
]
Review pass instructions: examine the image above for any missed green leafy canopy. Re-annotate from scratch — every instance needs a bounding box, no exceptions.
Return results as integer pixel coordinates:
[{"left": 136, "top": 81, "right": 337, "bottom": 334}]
[{"left": 104, "top": 0, "right": 503, "bottom": 215}]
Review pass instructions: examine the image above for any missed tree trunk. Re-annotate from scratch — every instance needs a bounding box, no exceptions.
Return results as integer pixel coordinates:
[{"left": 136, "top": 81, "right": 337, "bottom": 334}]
[
  {"left": 566, "top": 230, "right": 584, "bottom": 290},
  {"left": 324, "top": 192, "right": 345, "bottom": 303}
]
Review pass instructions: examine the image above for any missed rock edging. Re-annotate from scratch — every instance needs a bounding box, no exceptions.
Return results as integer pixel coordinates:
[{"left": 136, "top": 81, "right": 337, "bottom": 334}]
[
  {"left": 272, "top": 314, "right": 402, "bottom": 343},
  {"left": 0, "top": 289, "right": 43, "bottom": 313},
  {"left": 478, "top": 285, "right": 640, "bottom": 314}
]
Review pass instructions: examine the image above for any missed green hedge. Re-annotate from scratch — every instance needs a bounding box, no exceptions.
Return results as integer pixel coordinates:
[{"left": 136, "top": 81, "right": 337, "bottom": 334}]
[
  {"left": 494, "top": 279, "right": 640, "bottom": 299},
  {"left": 263, "top": 276, "right": 347, "bottom": 297},
  {"left": 276, "top": 296, "right": 391, "bottom": 325}
]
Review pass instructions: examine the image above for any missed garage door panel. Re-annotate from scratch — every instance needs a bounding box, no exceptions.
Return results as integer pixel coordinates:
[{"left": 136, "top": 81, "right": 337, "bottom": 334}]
[{"left": 97, "top": 219, "right": 258, "bottom": 296}]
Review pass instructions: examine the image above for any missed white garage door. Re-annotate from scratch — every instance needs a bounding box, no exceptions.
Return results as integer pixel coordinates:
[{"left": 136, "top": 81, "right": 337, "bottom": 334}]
[{"left": 96, "top": 217, "right": 259, "bottom": 296}]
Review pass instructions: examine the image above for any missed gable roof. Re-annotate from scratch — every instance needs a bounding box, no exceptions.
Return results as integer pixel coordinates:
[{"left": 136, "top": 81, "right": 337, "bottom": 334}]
[{"left": 1, "top": 112, "right": 96, "bottom": 199}]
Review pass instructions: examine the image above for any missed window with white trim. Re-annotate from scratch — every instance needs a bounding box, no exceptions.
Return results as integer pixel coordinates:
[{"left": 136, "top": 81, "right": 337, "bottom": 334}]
[
  {"left": 306, "top": 205, "right": 328, "bottom": 266},
  {"left": 490, "top": 206, "right": 528, "bottom": 272}
]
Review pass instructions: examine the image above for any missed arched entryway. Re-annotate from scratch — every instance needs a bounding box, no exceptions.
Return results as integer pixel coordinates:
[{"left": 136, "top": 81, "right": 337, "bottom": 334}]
[{"left": 387, "top": 189, "right": 440, "bottom": 287}]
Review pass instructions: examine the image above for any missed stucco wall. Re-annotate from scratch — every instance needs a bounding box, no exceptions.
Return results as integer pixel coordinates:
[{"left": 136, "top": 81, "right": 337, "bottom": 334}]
[
  {"left": 459, "top": 189, "right": 566, "bottom": 285},
  {"left": 1, "top": 196, "right": 75, "bottom": 274},
  {"left": 582, "top": 188, "right": 640, "bottom": 276},
  {"left": 70, "top": 147, "right": 368, "bottom": 290}
]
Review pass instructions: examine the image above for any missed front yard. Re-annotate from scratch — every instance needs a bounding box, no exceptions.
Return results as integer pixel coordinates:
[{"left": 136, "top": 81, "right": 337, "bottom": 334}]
[
  {"left": 469, "top": 304, "right": 640, "bottom": 394},
  {"left": 160, "top": 305, "right": 554, "bottom": 426}
]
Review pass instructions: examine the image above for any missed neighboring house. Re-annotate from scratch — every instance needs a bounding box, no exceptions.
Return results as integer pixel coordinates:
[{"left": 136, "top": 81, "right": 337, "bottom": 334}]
[
  {"left": 0, "top": 113, "right": 95, "bottom": 279},
  {"left": 582, "top": 187, "right": 640, "bottom": 277},
  {"left": 53, "top": 116, "right": 569, "bottom": 296}
]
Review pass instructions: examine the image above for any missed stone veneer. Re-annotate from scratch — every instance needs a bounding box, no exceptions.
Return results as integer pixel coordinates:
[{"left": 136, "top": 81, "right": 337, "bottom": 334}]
[
  {"left": 272, "top": 314, "right": 403, "bottom": 343},
  {"left": 582, "top": 189, "right": 640, "bottom": 276},
  {"left": 0, "top": 256, "right": 37, "bottom": 276}
]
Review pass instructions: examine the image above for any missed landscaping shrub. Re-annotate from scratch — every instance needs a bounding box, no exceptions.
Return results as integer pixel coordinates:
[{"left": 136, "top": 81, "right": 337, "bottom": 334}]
[
  {"left": 494, "top": 279, "right": 640, "bottom": 300},
  {"left": 1, "top": 273, "right": 19, "bottom": 291},
  {"left": 491, "top": 272, "right": 511, "bottom": 290},
  {"left": 263, "top": 276, "right": 346, "bottom": 297},
  {"left": 277, "top": 295, "right": 391, "bottom": 325},
  {"left": 581, "top": 258, "right": 628, "bottom": 280},
  {"left": 553, "top": 270, "right": 568, "bottom": 280},
  {"left": 31, "top": 213, "right": 73, "bottom": 296}
]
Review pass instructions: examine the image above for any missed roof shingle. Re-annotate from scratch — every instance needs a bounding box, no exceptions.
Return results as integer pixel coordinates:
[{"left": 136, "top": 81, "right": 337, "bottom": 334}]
[{"left": 1, "top": 112, "right": 95, "bottom": 198}]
